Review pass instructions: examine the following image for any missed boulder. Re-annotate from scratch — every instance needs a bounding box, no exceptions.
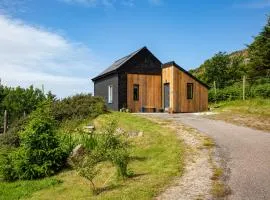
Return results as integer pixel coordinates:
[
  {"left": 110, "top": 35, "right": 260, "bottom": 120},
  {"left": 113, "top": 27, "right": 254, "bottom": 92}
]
[{"left": 68, "top": 144, "right": 86, "bottom": 167}]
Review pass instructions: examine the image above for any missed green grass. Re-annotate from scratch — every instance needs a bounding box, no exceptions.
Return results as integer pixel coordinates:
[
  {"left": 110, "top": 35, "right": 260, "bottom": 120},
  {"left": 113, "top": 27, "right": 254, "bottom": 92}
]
[
  {"left": 211, "top": 98, "right": 270, "bottom": 116},
  {"left": 209, "top": 98, "right": 270, "bottom": 132},
  {"left": 0, "top": 112, "right": 184, "bottom": 200},
  {"left": 0, "top": 178, "right": 62, "bottom": 200}
]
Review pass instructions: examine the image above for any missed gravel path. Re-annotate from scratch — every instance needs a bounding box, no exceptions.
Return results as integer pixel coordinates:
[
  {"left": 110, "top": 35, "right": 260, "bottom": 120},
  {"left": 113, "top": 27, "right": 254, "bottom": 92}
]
[
  {"left": 140, "top": 116, "right": 214, "bottom": 200},
  {"left": 143, "top": 113, "right": 270, "bottom": 200}
]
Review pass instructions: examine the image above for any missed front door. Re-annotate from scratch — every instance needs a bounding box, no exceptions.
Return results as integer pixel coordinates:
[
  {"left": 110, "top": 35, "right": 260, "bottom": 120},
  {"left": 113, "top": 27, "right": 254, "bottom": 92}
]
[{"left": 164, "top": 83, "right": 170, "bottom": 109}]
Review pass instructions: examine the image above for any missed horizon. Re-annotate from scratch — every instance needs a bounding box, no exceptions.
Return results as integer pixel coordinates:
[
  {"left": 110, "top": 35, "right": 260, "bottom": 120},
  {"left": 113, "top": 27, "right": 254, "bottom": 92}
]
[{"left": 0, "top": 0, "right": 269, "bottom": 97}]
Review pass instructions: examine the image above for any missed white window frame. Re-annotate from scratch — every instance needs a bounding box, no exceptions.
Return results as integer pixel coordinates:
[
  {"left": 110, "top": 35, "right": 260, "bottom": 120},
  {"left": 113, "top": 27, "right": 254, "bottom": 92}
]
[{"left": 108, "top": 85, "right": 113, "bottom": 103}]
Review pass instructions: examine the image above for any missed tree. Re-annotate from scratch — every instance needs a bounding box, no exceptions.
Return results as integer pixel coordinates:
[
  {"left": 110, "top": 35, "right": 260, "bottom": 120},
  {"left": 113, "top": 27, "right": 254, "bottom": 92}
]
[
  {"left": 203, "top": 52, "right": 231, "bottom": 88},
  {"left": 248, "top": 15, "right": 270, "bottom": 78}
]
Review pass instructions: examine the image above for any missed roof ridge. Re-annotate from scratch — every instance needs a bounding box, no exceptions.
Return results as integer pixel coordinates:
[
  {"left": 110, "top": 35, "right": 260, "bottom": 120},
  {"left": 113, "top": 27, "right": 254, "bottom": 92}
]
[{"left": 92, "top": 46, "right": 147, "bottom": 81}]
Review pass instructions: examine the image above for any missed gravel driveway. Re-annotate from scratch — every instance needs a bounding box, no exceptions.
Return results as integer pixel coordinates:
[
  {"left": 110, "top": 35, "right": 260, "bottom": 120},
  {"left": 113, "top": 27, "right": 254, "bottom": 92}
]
[{"left": 143, "top": 113, "right": 270, "bottom": 200}]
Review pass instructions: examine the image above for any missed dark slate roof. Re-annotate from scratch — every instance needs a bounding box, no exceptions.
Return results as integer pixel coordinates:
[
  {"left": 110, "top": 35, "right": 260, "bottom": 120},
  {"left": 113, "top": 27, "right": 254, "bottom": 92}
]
[
  {"left": 92, "top": 47, "right": 146, "bottom": 81},
  {"left": 162, "top": 61, "right": 210, "bottom": 89}
]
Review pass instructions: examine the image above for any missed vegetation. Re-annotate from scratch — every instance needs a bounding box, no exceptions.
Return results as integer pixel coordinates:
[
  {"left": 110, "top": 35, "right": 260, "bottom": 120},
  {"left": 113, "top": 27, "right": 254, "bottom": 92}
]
[
  {"left": 0, "top": 85, "right": 46, "bottom": 127},
  {"left": 0, "top": 178, "right": 62, "bottom": 200},
  {"left": 190, "top": 15, "right": 270, "bottom": 102},
  {"left": 208, "top": 99, "right": 270, "bottom": 131},
  {"left": 1, "top": 102, "right": 68, "bottom": 181},
  {"left": 51, "top": 94, "right": 106, "bottom": 122},
  {"left": 0, "top": 112, "right": 184, "bottom": 199}
]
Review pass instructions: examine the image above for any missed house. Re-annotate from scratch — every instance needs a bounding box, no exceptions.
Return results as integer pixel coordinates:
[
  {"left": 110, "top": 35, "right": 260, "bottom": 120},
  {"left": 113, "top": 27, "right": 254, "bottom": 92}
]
[{"left": 92, "top": 47, "right": 209, "bottom": 113}]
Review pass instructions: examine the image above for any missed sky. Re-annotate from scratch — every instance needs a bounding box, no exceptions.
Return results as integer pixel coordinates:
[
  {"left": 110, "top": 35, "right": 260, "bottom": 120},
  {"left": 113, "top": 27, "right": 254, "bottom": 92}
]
[{"left": 0, "top": 0, "right": 269, "bottom": 97}]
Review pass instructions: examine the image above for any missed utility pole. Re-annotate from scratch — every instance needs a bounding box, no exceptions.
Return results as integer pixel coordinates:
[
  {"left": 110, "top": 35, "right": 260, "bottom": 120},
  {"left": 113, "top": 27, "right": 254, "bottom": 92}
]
[
  {"left": 214, "top": 81, "right": 217, "bottom": 104},
  {"left": 42, "top": 84, "right": 45, "bottom": 94},
  {"left": 243, "top": 75, "right": 246, "bottom": 101},
  {"left": 3, "top": 110, "right": 7, "bottom": 134}
]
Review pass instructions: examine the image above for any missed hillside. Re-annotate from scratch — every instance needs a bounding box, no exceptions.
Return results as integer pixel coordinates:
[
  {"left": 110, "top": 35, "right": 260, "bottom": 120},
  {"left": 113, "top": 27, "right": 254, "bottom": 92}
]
[{"left": 189, "top": 49, "right": 249, "bottom": 82}]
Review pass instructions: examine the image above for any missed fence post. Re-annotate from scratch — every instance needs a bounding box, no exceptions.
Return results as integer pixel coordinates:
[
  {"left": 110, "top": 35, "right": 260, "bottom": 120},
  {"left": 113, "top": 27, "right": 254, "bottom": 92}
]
[
  {"left": 243, "top": 75, "right": 246, "bottom": 100},
  {"left": 3, "top": 110, "right": 7, "bottom": 134},
  {"left": 213, "top": 81, "right": 217, "bottom": 104}
]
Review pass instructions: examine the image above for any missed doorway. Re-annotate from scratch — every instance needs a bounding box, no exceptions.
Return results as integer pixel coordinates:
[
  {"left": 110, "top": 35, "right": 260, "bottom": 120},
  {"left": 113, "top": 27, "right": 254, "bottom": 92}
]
[{"left": 164, "top": 83, "right": 170, "bottom": 109}]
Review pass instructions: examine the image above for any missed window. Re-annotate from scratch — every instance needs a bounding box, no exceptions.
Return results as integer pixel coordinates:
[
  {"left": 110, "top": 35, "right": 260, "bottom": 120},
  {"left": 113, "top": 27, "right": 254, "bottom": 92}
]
[
  {"left": 108, "top": 85, "right": 113, "bottom": 103},
  {"left": 133, "top": 84, "right": 139, "bottom": 101},
  {"left": 187, "top": 83, "right": 193, "bottom": 99}
]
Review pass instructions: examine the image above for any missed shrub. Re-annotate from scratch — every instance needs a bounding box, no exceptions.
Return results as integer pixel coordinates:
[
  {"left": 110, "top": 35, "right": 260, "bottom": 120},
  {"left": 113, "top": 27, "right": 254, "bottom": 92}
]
[
  {"left": 249, "top": 83, "right": 270, "bottom": 98},
  {"left": 75, "top": 153, "right": 100, "bottom": 194},
  {"left": 95, "top": 120, "right": 130, "bottom": 178},
  {"left": 209, "top": 82, "right": 270, "bottom": 102},
  {"left": 73, "top": 118, "right": 130, "bottom": 189},
  {"left": 0, "top": 117, "right": 28, "bottom": 148},
  {"left": 52, "top": 94, "right": 106, "bottom": 122},
  {"left": 2, "top": 102, "right": 68, "bottom": 181}
]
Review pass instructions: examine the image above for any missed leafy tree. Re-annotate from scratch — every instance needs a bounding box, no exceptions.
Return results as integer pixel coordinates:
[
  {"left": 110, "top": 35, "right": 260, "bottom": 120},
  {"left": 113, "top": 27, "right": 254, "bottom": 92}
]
[
  {"left": 248, "top": 15, "right": 270, "bottom": 78},
  {"left": 1, "top": 85, "right": 46, "bottom": 126},
  {"left": 203, "top": 52, "right": 231, "bottom": 88}
]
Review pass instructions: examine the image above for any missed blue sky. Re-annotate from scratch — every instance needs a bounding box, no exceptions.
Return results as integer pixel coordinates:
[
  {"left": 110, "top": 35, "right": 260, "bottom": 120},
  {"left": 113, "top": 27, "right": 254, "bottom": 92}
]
[{"left": 0, "top": 0, "right": 269, "bottom": 97}]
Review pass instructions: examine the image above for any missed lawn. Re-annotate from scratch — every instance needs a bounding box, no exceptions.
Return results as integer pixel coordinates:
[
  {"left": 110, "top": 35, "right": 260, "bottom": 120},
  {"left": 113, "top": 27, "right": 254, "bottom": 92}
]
[
  {"left": 0, "top": 112, "right": 184, "bottom": 200},
  {"left": 208, "top": 98, "right": 270, "bottom": 132}
]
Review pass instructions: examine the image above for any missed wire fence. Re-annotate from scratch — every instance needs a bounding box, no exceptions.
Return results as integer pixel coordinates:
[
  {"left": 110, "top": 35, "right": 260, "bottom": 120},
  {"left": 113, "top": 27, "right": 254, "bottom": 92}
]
[{"left": 209, "top": 76, "right": 270, "bottom": 103}]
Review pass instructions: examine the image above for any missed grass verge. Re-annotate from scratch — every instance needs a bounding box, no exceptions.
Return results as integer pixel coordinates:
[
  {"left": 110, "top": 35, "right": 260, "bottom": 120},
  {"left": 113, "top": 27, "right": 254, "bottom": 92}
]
[
  {"left": 209, "top": 99, "right": 270, "bottom": 132},
  {"left": 0, "top": 112, "right": 184, "bottom": 200}
]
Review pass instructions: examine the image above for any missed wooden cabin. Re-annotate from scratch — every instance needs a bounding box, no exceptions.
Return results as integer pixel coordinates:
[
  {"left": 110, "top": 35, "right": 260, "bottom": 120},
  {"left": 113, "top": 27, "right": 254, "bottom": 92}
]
[{"left": 92, "top": 47, "right": 209, "bottom": 113}]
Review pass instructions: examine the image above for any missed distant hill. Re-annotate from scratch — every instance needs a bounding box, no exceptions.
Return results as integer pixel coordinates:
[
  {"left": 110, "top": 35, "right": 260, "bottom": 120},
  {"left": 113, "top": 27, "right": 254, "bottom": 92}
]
[{"left": 189, "top": 49, "right": 249, "bottom": 80}]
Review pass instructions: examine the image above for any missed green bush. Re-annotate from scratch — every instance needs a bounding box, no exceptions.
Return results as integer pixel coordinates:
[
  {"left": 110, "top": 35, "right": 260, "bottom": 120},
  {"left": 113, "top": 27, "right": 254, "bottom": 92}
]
[
  {"left": 0, "top": 117, "right": 29, "bottom": 148},
  {"left": 52, "top": 94, "right": 106, "bottom": 122},
  {"left": 95, "top": 120, "right": 130, "bottom": 178},
  {"left": 71, "top": 119, "right": 130, "bottom": 185},
  {"left": 209, "top": 83, "right": 270, "bottom": 102},
  {"left": 1, "top": 102, "right": 68, "bottom": 181},
  {"left": 249, "top": 83, "right": 270, "bottom": 98}
]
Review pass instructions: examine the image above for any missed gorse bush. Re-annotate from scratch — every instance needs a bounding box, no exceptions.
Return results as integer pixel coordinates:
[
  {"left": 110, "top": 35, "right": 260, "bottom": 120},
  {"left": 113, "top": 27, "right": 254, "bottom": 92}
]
[
  {"left": 52, "top": 94, "right": 106, "bottom": 122},
  {"left": 1, "top": 102, "right": 68, "bottom": 181}
]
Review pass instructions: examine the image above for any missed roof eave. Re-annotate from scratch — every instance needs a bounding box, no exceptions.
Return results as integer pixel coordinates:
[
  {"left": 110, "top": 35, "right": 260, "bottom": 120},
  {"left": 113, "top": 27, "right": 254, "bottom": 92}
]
[
  {"left": 91, "top": 70, "right": 117, "bottom": 82},
  {"left": 162, "top": 61, "right": 210, "bottom": 89}
]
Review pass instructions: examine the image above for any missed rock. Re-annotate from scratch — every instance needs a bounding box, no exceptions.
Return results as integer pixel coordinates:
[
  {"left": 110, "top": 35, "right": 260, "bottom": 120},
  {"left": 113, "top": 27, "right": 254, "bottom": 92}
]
[
  {"left": 116, "top": 128, "right": 125, "bottom": 135},
  {"left": 83, "top": 125, "right": 95, "bottom": 134},
  {"left": 128, "top": 131, "right": 144, "bottom": 137},
  {"left": 68, "top": 144, "right": 85, "bottom": 166},
  {"left": 138, "top": 131, "right": 143, "bottom": 137}
]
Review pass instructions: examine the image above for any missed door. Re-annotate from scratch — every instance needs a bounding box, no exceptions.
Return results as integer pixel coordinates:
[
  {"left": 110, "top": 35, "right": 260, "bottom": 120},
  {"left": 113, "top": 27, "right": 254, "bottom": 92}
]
[{"left": 164, "top": 83, "right": 170, "bottom": 109}]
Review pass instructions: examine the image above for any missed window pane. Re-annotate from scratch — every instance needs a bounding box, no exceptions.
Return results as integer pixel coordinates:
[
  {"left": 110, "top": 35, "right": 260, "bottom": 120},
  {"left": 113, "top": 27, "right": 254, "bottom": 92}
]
[
  {"left": 108, "top": 85, "right": 113, "bottom": 103},
  {"left": 133, "top": 84, "right": 139, "bottom": 101},
  {"left": 187, "top": 83, "right": 193, "bottom": 99}
]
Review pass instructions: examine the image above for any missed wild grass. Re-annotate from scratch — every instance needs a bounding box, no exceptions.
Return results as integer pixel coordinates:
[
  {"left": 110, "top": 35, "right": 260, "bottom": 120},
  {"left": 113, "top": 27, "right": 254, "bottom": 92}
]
[
  {"left": 0, "top": 112, "right": 184, "bottom": 200},
  {"left": 209, "top": 98, "right": 270, "bottom": 132},
  {"left": 0, "top": 178, "right": 62, "bottom": 200},
  {"left": 211, "top": 98, "right": 270, "bottom": 116}
]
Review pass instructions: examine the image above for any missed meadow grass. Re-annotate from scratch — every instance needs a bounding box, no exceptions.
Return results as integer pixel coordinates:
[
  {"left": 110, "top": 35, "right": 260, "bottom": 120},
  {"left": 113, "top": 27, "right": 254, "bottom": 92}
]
[{"left": 209, "top": 98, "right": 270, "bottom": 131}]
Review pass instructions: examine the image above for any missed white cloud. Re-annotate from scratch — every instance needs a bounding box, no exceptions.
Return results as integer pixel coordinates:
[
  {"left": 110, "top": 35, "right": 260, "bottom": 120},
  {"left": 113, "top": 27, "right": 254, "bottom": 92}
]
[{"left": 0, "top": 14, "right": 99, "bottom": 97}]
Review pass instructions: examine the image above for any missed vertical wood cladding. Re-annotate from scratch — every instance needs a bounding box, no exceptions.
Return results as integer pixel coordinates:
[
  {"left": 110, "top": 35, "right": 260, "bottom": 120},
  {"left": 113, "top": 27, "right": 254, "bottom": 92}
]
[
  {"left": 162, "top": 65, "right": 208, "bottom": 112},
  {"left": 127, "top": 74, "right": 162, "bottom": 112},
  {"left": 117, "top": 48, "right": 162, "bottom": 109}
]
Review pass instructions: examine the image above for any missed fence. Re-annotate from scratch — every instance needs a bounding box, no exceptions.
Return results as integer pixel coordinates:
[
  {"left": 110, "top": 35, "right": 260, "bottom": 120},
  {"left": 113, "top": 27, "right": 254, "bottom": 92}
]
[{"left": 209, "top": 76, "right": 270, "bottom": 103}]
